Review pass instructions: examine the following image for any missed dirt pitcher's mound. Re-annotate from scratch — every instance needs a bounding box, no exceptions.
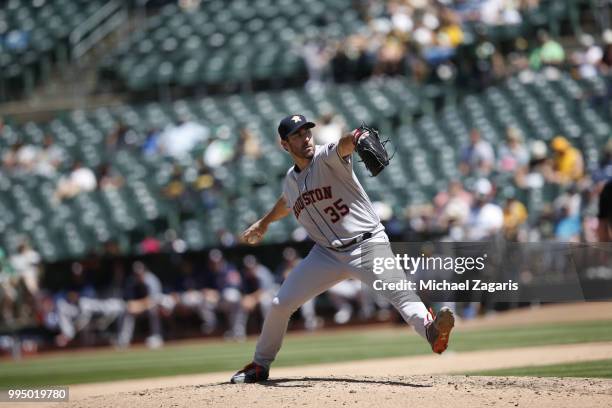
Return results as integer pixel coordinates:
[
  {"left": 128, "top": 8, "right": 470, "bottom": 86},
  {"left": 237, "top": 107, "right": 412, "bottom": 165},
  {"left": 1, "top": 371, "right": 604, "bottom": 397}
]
[{"left": 66, "top": 375, "right": 612, "bottom": 408}]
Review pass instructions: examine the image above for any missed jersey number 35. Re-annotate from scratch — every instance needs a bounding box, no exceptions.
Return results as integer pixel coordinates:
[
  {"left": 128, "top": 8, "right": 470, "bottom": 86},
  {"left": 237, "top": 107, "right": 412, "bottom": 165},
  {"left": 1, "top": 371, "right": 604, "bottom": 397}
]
[{"left": 324, "top": 199, "right": 349, "bottom": 223}]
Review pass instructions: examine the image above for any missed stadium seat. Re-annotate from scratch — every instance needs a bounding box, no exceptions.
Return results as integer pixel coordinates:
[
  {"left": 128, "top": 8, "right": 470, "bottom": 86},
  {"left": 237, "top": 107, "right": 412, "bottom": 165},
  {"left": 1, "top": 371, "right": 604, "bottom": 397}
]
[{"left": 2, "top": 72, "right": 610, "bottom": 260}]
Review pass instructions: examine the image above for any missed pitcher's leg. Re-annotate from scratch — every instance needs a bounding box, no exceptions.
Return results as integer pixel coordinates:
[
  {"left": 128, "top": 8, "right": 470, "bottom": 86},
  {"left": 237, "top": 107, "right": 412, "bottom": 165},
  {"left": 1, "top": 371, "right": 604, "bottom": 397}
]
[
  {"left": 350, "top": 242, "right": 429, "bottom": 340},
  {"left": 254, "top": 246, "right": 348, "bottom": 368},
  {"left": 356, "top": 242, "right": 455, "bottom": 354}
]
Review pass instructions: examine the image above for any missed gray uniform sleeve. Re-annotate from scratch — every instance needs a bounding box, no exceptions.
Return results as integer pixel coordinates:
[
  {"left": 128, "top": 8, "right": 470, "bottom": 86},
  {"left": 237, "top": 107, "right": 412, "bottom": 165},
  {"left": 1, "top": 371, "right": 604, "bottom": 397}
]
[
  {"left": 281, "top": 177, "right": 292, "bottom": 209},
  {"left": 317, "top": 143, "right": 352, "bottom": 174}
]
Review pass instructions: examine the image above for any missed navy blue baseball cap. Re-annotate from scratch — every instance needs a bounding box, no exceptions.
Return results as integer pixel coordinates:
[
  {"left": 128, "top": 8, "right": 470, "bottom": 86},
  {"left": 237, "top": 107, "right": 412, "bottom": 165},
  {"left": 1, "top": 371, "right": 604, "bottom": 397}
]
[{"left": 278, "top": 114, "right": 315, "bottom": 140}]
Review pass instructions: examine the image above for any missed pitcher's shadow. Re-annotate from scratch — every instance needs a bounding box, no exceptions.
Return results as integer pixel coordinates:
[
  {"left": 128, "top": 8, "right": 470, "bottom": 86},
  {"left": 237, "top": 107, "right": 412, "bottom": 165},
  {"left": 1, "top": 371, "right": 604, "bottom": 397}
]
[
  {"left": 262, "top": 377, "right": 432, "bottom": 388},
  {"left": 203, "top": 377, "right": 433, "bottom": 389}
]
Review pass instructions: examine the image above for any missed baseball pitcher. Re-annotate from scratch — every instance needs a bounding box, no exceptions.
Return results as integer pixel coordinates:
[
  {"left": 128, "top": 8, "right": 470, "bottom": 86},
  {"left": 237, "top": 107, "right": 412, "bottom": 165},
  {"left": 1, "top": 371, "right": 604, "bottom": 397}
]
[{"left": 231, "top": 114, "right": 455, "bottom": 383}]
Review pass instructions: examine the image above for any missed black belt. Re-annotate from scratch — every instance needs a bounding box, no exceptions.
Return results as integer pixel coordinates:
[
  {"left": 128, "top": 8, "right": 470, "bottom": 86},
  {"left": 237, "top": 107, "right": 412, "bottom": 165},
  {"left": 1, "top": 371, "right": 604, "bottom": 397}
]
[{"left": 329, "top": 232, "right": 372, "bottom": 251}]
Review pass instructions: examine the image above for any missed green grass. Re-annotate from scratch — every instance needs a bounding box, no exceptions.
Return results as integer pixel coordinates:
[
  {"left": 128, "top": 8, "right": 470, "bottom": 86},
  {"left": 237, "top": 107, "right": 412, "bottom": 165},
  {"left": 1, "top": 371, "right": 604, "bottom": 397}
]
[
  {"left": 467, "top": 359, "right": 612, "bottom": 379},
  {"left": 1, "top": 319, "right": 611, "bottom": 387}
]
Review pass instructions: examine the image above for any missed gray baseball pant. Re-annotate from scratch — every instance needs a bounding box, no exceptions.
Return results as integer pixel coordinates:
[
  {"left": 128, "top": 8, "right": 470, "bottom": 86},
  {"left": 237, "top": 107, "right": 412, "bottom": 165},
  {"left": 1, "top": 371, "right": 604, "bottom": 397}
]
[{"left": 253, "top": 232, "right": 429, "bottom": 368}]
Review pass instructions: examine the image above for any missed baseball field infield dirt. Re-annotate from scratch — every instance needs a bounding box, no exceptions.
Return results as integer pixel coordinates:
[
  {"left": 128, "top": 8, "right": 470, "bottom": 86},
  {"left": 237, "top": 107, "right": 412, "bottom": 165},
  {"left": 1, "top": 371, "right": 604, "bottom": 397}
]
[
  {"left": 14, "top": 303, "right": 612, "bottom": 408},
  {"left": 48, "top": 340, "right": 612, "bottom": 408},
  {"left": 65, "top": 374, "right": 612, "bottom": 408}
]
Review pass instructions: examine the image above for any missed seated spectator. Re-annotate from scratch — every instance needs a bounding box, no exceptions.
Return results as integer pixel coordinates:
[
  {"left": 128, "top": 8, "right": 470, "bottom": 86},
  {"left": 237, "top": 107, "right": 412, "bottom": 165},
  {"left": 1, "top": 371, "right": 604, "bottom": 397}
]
[
  {"left": 422, "top": 9, "right": 463, "bottom": 68},
  {"left": 498, "top": 127, "right": 529, "bottom": 173},
  {"left": 35, "top": 135, "right": 66, "bottom": 178},
  {"left": 571, "top": 34, "right": 603, "bottom": 79},
  {"left": 515, "top": 140, "right": 552, "bottom": 189},
  {"left": 163, "top": 164, "right": 186, "bottom": 200},
  {"left": 54, "top": 162, "right": 98, "bottom": 202},
  {"left": 433, "top": 179, "right": 472, "bottom": 240},
  {"left": 142, "top": 128, "right": 162, "bottom": 156},
  {"left": 1, "top": 142, "right": 21, "bottom": 173},
  {"left": 479, "top": 0, "right": 523, "bottom": 26},
  {"left": 465, "top": 178, "right": 504, "bottom": 240},
  {"left": 191, "top": 159, "right": 219, "bottom": 210},
  {"left": 554, "top": 185, "right": 581, "bottom": 218},
  {"left": 503, "top": 197, "right": 528, "bottom": 240},
  {"left": 528, "top": 204, "right": 556, "bottom": 241},
  {"left": 236, "top": 128, "right": 262, "bottom": 160},
  {"left": 158, "top": 118, "right": 209, "bottom": 159},
  {"left": 434, "top": 180, "right": 472, "bottom": 229},
  {"left": 105, "top": 123, "right": 131, "bottom": 153},
  {"left": 178, "top": 0, "right": 201, "bottom": 12},
  {"left": 386, "top": 2, "right": 413, "bottom": 35},
  {"left": 163, "top": 164, "right": 201, "bottom": 219},
  {"left": 554, "top": 205, "right": 581, "bottom": 242},
  {"left": 550, "top": 136, "right": 584, "bottom": 184},
  {"left": 97, "top": 163, "right": 124, "bottom": 190},
  {"left": 413, "top": 19, "right": 436, "bottom": 50},
  {"left": 468, "top": 31, "right": 500, "bottom": 89},
  {"left": 15, "top": 142, "right": 39, "bottom": 173},
  {"left": 117, "top": 262, "right": 164, "bottom": 349},
  {"left": 530, "top": 30, "right": 565, "bottom": 69},
  {"left": 203, "top": 127, "right": 234, "bottom": 169},
  {"left": 373, "top": 31, "right": 406, "bottom": 76},
  {"left": 313, "top": 111, "right": 345, "bottom": 145},
  {"left": 438, "top": 7, "right": 464, "bottom": 48},
  {"left": 302, "top": 36, "right": 334, "bottom": 87},
  {"left": 459, "top": 129, "right": 495, "bottom": 176},
  {"left": 404, "top": 204, "right": 437, "bottom": 239},
  {"left": 334, "top": 33, "right": 374, "bottom": 81}
]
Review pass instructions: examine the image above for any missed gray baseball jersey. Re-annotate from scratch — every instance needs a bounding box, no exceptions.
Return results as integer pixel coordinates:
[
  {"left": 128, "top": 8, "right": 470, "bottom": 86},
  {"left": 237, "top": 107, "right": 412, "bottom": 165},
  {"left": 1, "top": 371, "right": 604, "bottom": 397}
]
[
  {"left": 282, "top": 143, "right": 385, "bottom": 249},
  {"left": 251, "top": 141, "right": 431, "bottom": 369}
]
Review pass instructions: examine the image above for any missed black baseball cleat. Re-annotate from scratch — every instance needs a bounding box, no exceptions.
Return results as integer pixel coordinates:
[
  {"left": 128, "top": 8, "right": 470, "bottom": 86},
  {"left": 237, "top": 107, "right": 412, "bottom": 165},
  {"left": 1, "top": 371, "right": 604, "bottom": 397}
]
[
  {"left": 425, "top": 307, "right": 455, "bottom": 354},
  {"left": 230, "top": 362, "right": 269, "bottom": 384}
]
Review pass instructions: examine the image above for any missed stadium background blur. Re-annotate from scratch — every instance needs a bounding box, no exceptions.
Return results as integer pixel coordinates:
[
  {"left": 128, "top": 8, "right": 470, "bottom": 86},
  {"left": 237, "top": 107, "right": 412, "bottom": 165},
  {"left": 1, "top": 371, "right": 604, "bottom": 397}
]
[{"left": 0, "top": 0, "right": 611, "bottom": 357}]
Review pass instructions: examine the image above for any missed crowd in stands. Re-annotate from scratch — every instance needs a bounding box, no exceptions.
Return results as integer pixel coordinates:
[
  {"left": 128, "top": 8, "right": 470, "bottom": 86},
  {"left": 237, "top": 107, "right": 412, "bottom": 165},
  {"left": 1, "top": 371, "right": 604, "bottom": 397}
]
[
  {"left": 302, "top": 0, "right": 469, "bottom": 85},
  {"left": 0, "top": 128, "right": 125, "bottom": 204},
  {"left": 401, "top": 125, "right": 609, "bottom": 243},
  {"left": 310, "top": 100, "right": 609, "bottom": 245},
  {"left": 2, "top": 102, "right": 609, "bottom": 352},
  {"left": 1, "top": 0, "right": 612, "bottom": 354},
  {"left": 300, "top": 0, "right": 612, "bottom": 87}
]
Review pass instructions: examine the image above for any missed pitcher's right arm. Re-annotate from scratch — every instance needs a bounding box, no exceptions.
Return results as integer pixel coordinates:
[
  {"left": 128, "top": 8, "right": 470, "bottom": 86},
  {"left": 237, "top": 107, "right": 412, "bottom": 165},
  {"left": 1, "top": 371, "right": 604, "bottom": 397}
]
[{"left": 240, "top": 195, "right": 291, "bottom": 245}]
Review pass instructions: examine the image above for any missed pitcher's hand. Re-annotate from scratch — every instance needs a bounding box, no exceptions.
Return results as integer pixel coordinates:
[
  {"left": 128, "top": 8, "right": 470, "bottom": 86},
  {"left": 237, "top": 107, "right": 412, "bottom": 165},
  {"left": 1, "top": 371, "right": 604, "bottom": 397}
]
[{"left": 240, "top": 220, "right": 268, "bottom": 245}]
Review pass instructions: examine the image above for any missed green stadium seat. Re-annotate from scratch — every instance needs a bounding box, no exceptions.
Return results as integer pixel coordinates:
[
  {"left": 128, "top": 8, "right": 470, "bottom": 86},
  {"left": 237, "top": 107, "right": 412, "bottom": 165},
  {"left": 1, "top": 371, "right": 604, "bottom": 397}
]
[{"left": 3, "top": 71, "right": 611, "bottom": 260}]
